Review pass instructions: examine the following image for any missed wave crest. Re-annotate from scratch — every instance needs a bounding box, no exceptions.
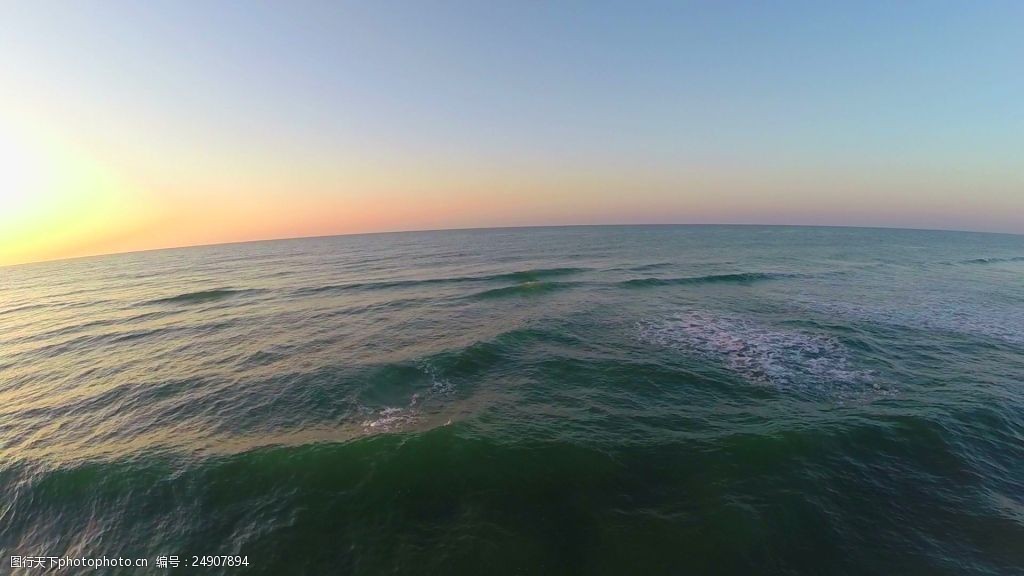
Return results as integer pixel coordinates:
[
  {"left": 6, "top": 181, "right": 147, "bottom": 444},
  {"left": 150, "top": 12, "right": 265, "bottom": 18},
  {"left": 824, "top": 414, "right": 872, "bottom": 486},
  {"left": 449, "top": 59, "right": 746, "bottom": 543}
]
[
  {"left": 470, "top": 281, "right": 577, "bottom": 299},
  {"left": 958, "top": 256, "right": 1024, "bottom": 265},
  {"left": 623, "top": 272, "right": 796, "bottom": 288},
  {"left": 148, "top": 288, "right": 263, "bottom": 305},
  {"left": 294, "top": 267, "right": 589, "bottom": 296}
]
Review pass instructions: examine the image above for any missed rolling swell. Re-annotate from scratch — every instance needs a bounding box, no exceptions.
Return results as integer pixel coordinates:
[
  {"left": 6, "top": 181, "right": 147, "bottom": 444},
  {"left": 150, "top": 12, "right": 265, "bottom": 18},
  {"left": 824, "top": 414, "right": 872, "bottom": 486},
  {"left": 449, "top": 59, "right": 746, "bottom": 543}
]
[
  {"left": 470, "top": 281, "right": 579, "bottom": 299},
  {"left": 5, "top": 416, "right": 1021, "bottom": 575},
  {"left": 959, "top": 255, "right": 1024, "bottom": 265},
  {"left": 293, "top": 267, "right": 589, "bottom": 296},
  {"left": 1, "top": 432, "right": 628, "bottom": 574},
  {"left": 148, "top": 288, "right": 264, "bottom": 305},
  {"left": 492, "top": 267, "right": 586, "bottom": 282},
  {"left": 622, "top": 271, "right": 798, "bottom": 287}
]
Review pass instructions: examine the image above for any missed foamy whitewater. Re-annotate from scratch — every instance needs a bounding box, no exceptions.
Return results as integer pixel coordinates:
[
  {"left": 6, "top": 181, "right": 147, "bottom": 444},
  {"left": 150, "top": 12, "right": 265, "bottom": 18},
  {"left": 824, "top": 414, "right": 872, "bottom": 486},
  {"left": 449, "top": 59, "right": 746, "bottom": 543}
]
[
  {"left": 637, "top": 311, "right": 880, "bottom": 398},
  {"left": 1, "top": 226, "right": 1022, "bottom": 575}
]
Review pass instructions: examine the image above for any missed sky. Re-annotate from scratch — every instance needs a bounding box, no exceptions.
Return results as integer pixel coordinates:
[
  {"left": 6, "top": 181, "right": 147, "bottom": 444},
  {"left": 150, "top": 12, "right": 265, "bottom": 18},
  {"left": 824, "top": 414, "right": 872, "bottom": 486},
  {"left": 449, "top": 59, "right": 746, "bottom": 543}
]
[{"left": 1, "top": 1, "right": 1022, "bottom": 266}]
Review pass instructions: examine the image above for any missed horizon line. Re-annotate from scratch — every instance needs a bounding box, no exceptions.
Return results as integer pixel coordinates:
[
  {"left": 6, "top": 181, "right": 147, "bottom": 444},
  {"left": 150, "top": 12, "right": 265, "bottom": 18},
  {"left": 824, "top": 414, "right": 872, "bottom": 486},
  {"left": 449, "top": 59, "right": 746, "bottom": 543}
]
[{"left": 6, "top": 221, "right": 1023, "bottom": 269}]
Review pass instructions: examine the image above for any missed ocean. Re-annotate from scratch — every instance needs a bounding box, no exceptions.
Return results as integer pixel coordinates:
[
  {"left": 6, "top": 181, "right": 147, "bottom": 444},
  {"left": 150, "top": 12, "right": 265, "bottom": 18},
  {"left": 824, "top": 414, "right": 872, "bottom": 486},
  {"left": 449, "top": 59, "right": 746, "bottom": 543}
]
[{"left": 1, "top": 225, "right": 1022, "bottom": 575}]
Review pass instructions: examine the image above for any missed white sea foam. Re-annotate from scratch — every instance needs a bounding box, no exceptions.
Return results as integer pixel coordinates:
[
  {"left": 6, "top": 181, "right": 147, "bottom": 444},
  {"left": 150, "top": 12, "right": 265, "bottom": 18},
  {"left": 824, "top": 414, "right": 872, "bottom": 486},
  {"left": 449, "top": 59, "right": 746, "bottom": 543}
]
[
  {"left": 639, "top": 311, "right": 876, "bottom": 394},
  {"left": 362, "top": 406, "right": 414, "bottom": 431},
  {"left": 421, "top": 362, "right": 456, "bottom": 395},
  {"left": 360, "top": 363, "right": 455, "bottom": 432}
]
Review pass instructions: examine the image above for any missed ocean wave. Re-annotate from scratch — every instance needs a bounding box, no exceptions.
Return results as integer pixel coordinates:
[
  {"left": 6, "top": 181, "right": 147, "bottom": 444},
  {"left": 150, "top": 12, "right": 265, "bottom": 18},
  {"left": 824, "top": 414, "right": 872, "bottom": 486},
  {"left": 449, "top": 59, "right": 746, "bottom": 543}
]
[
  {"left": 958, "top": 256, "right": 1024, "bottom": 265},
  {"left": 349, "top": 329, "right": 562, "bottom": 432},
  {"left": 361, "top": 405, "right": 416, "bottom": 431},
  {"left": 0, "top": 431, "right": 625, "bottom": 574},
  {"left": 799, "top": 299, "right": 1024, "bottom": 347},
  {"left": 5, "top": 309, "right": 180, "bottom": 348},
  {"left": 148, "top": 288, "right": 264, "bottom": 305},
  {"left": 490, "top": 267, "right": 588, "bottom": 282},
  {"left": 360, "top": 357, "right": 460, "bottom": 431},
  {"left": 2, "top": 327, "right": 549, "bottom": 464},
  {"left": 0, "top": 301, "right": 48, "bottom": 317},
  {"left": 622, "top": 272, "right": 798, "bottom": 288},
  {"left": 293, "top": 267, "right": 589, "bottom": 296},
  {"left": 470, "top": 281, "right": 578, "bottom": 299},
  {"left": 638, "top": 311, "right": 878, "bottom": 395},
  {"left": 623, "top": 262, "right": 675, "bottom": 272},
  {"left": 294, "top": 279, "right": 425, "bottom": 295}
]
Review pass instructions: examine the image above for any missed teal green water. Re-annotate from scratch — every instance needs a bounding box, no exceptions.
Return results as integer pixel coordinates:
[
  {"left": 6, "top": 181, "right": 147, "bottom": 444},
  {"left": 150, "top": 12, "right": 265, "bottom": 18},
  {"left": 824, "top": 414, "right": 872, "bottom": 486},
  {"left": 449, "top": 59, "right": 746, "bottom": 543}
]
[{"left": 1, "top": 226, "right": 1023, "bottom": 574}]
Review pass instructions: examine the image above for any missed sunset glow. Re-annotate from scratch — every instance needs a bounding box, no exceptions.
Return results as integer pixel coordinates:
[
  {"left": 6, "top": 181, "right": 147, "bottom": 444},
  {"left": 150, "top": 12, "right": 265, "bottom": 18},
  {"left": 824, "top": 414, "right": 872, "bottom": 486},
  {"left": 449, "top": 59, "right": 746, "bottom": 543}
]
[{"left": 1, "top": 2, "right": 1021, "bottom": 266}]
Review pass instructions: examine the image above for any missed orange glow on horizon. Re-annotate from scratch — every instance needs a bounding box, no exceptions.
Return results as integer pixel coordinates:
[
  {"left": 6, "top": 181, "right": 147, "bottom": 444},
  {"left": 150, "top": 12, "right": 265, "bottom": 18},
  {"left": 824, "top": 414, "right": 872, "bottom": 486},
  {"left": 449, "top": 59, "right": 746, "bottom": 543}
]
[{"left": 3, "top": 107, "right": 1021, "bottom": 267}]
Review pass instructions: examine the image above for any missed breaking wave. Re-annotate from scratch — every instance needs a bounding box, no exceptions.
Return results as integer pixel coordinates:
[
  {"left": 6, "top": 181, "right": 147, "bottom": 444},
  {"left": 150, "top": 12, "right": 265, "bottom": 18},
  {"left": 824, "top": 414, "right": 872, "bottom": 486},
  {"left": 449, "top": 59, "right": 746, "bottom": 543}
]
[{"left": 638, "top": 311, "right": 878, "bottom": 396}]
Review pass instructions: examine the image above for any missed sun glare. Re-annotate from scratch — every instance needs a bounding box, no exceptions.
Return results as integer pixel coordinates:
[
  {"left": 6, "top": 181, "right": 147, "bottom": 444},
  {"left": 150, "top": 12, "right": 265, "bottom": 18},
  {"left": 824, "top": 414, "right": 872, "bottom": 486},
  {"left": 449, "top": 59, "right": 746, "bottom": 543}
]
[
  {"left": 0, "top": 131, "right": 50, "bottom": 230},
  {"left": 0, "top": 128, "right": 147, "bottom": 266}
]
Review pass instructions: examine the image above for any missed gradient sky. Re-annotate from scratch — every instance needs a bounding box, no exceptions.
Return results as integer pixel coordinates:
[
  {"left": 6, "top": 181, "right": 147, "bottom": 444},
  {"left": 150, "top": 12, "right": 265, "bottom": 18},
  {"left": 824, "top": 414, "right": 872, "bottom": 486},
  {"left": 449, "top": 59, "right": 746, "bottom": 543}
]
[{"left": 1, "top": 1, "right": 1022, "bottom": 265}]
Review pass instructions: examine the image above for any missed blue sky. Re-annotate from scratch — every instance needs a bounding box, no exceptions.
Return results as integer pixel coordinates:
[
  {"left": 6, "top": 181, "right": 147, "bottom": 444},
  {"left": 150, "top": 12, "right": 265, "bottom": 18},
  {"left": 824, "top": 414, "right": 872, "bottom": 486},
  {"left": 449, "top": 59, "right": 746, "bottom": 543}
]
[{"left": 1, "top": 1, "right": 1022, "bottom": 263}]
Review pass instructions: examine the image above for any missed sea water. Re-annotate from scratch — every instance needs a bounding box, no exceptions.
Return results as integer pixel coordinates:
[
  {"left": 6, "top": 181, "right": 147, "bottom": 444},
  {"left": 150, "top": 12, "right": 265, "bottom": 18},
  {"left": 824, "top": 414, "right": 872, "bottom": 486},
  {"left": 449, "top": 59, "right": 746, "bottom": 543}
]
[{"left": 1, "top": 225, "right": 1022, "bottom": 574}]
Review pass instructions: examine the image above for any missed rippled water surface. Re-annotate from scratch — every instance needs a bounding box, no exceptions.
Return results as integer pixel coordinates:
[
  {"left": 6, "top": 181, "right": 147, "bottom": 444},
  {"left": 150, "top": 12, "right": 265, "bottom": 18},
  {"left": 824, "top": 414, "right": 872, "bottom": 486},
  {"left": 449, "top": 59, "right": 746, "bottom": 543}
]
[{"left": 2, "top": 226, "right": 1023, "bottom": 574}]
